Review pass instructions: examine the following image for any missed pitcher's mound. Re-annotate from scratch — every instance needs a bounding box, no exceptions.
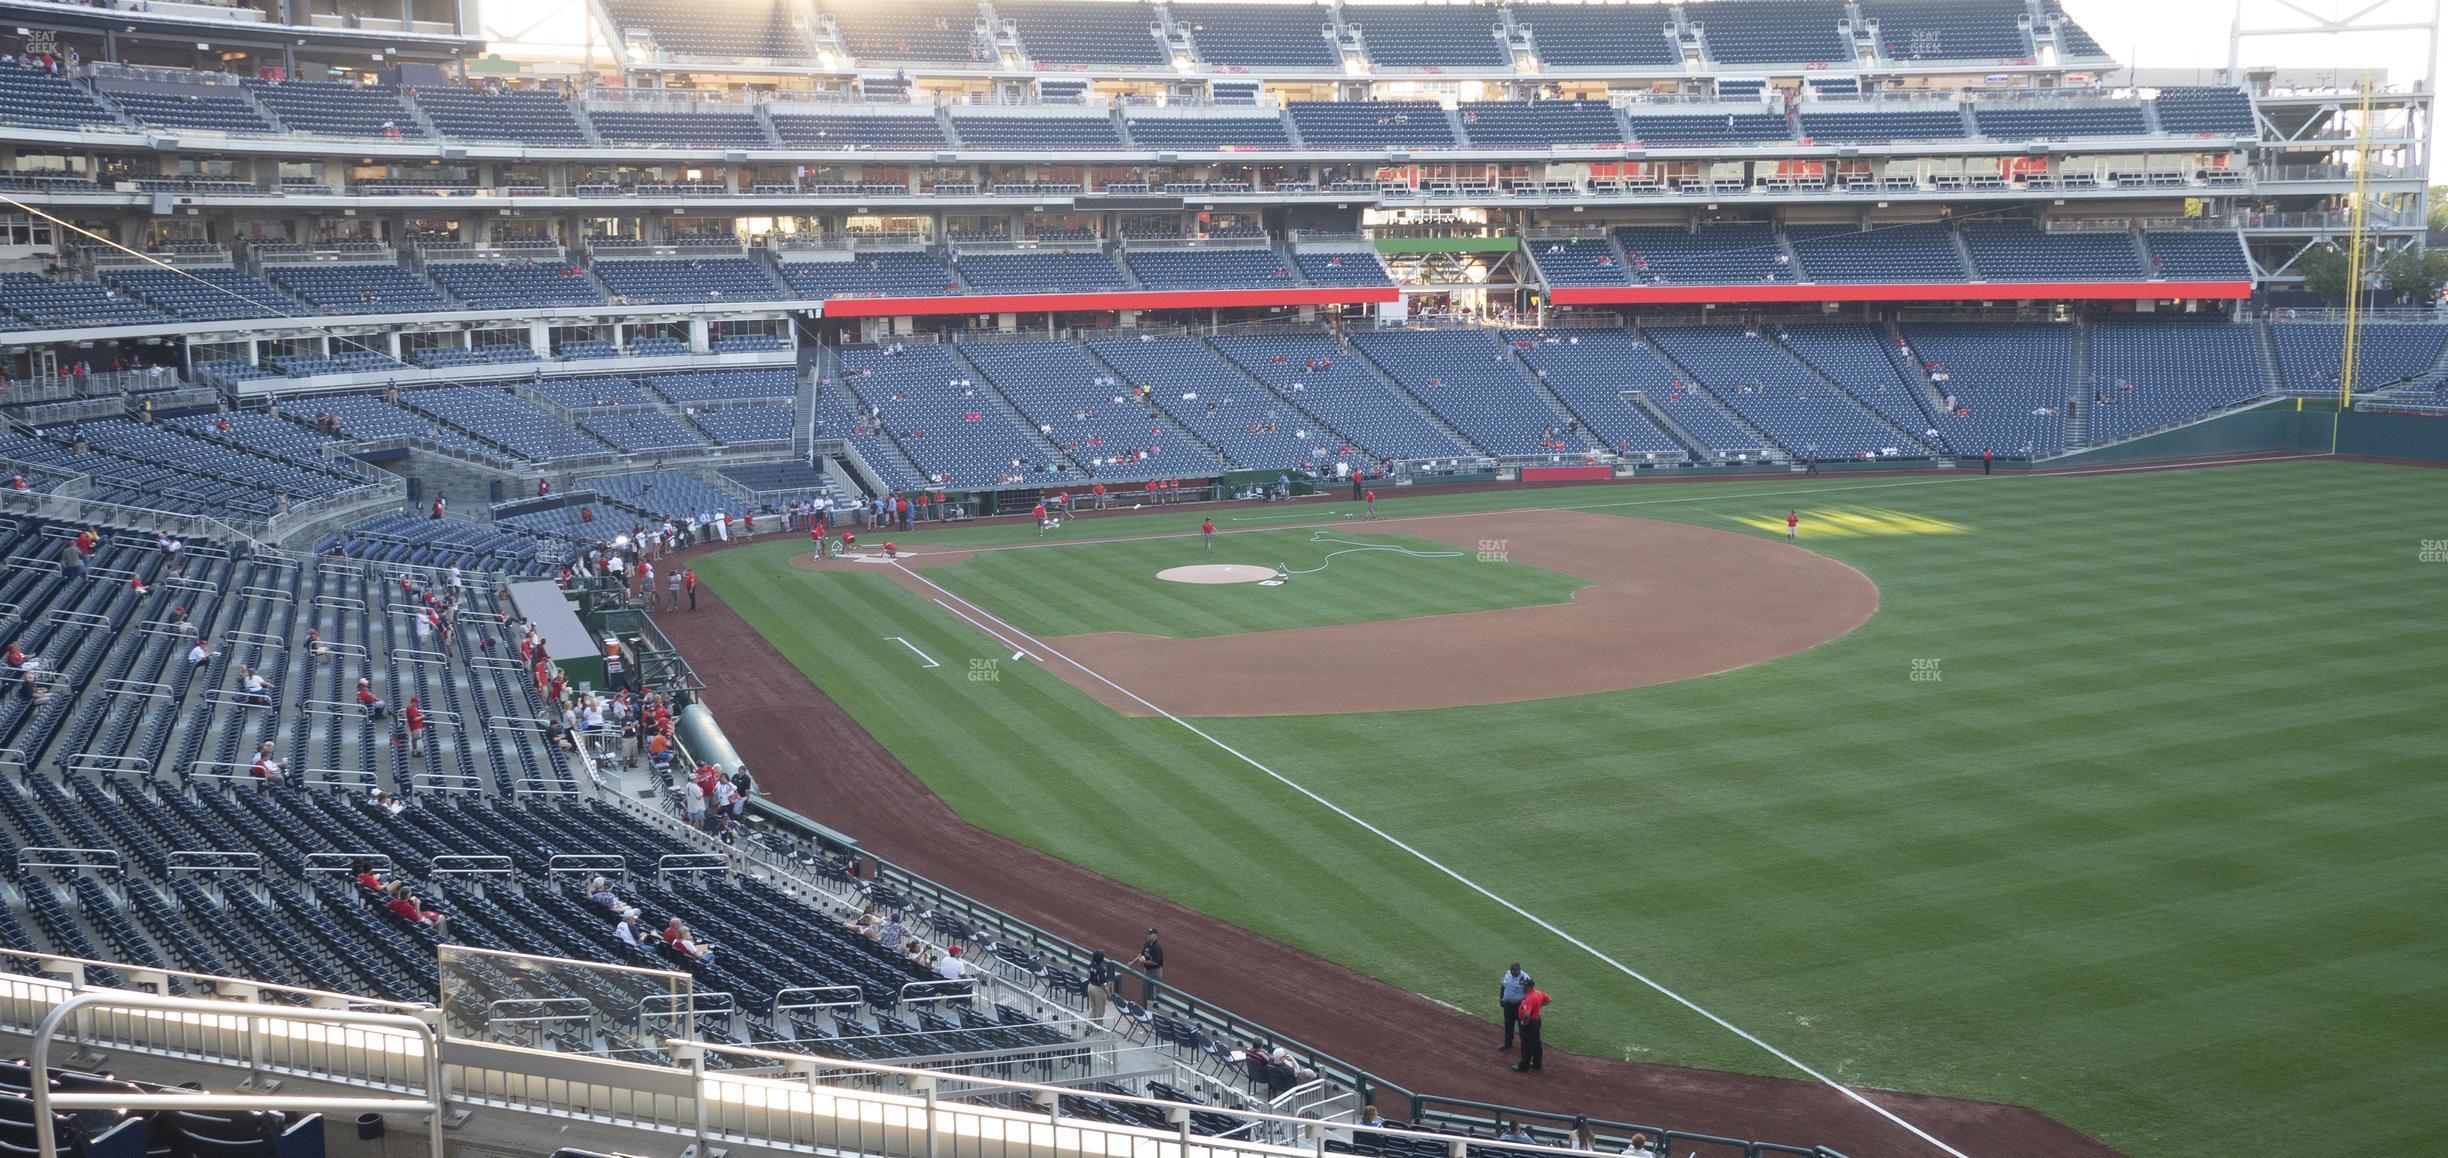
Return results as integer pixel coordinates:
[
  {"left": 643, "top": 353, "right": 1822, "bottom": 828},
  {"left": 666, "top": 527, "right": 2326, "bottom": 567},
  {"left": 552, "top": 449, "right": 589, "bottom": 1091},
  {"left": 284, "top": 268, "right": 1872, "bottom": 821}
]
[{"left": 1157, "top": 564, "right": 1278, "bottom": 585}]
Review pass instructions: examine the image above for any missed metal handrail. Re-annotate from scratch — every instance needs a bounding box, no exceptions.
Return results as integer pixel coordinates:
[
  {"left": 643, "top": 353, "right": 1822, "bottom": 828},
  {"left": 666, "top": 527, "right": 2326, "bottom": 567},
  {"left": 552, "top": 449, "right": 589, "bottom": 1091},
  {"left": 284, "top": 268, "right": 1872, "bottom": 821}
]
[{"left": 29, "top": 990, "right": 447, "bottom": 1158}]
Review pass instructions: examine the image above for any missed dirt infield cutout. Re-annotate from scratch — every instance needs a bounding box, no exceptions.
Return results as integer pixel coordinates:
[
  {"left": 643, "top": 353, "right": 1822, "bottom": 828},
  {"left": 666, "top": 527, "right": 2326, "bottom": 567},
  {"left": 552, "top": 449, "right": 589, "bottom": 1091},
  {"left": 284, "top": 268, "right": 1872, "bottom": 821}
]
[{"left": 881, "top": 509, "right": 1878, "bottom": 717}]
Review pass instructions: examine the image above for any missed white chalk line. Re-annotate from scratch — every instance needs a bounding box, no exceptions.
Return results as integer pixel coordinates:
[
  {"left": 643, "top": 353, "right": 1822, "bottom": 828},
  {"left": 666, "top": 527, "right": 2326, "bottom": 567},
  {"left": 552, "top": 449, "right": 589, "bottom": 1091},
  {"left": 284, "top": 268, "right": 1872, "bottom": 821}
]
[
  {"left": 887, "top": 559, "right": 1973, "bottom": 1158},
  {"left": 932, "top": 598, "right": 1041, "bottom": 661},
  {"left": 881, "top": 635, "right": 941, "bottom": 669}
]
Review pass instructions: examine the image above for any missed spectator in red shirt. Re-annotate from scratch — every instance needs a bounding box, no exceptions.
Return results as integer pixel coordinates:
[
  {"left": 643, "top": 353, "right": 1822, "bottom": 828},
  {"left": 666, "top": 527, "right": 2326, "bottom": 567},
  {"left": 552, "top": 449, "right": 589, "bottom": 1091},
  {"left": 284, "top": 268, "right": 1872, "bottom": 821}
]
[
  {"left": 1365, "top": 489, "right": 1378, "bottom": 520},
  {"left": 1510, "top": 980, "right": 1550, "bottom": 1072},
  {"left": 386, "top": 887, "right": 449, "bottom": 938},
  {"left": 357, "top": 676, "right": 388, "bottom": 719},
  {"left": 682, "top": 568, "right": 698, "bottom": 611},
  {"left": 350, "top": 858, "right": 386, "bottom": 893},
  {"left": 1201, "top": 518, "right": 1214, "bottom": 554},
  {"left": 248, "top": 741, "right": 285, "bottom": 784},
  {"left": 1032, "top": 501, "right": 1049, "bottom": 538},
  {"left": 404, "top": 696, "right": 427, "bottom": 755}
]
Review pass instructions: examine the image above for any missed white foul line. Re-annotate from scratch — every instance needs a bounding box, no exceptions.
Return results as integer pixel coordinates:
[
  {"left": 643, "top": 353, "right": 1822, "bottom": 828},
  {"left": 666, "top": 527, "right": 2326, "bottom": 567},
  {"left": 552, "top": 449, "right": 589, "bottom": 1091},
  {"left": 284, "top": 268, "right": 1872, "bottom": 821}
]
[
  {"left": 881, "top": 636, "right": 941, "bottom": 668},
  {"left": 932, "top": 598, "right": 1041, "bottom": 661},
  {"left": 888, "top": 560, "right": 1972, "bottom": 1158}
]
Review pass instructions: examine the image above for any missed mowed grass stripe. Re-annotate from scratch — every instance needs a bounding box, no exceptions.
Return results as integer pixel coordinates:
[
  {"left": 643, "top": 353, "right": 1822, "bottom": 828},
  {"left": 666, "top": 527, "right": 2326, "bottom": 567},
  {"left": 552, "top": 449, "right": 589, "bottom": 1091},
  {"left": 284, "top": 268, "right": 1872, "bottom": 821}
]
[
  {"left": 701, "top": 461, "right": 2448, "bottom": 1158},
  {"left": 921, "top": 529, "right": 1585, "bottom": 638}
]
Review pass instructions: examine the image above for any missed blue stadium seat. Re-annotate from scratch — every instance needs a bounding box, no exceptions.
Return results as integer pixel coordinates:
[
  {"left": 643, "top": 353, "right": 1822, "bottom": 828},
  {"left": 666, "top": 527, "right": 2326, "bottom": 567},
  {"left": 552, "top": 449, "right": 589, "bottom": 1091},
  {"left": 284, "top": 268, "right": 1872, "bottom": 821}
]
[
  {"left": 1287, "top": 101, "right": 1455, "bottom": 148},
  {"left": 1972, "top": 102, "right": 2149, "bottom": 140},
  {"left": 781, "top": 253, "right": 961, "bottom": 299},
  {"left": 588, "top": 111, "right": 774, "bottom": 147},
  {"left": 1789, "top": 223, "right": 1967, "bottom": 283},
  {"left": 1175, "top": 2, "right": 1339, "bottom": 67},
  {"left": 594, "top": 258, "right": 786, "bottom": 304},
  {"left": 603, "top": 0, "right": 805, "bottom": 60},
  {"left": 1962, "top": 223, "right": 2144, "bottom": 282},
  {"left": 771, "top": 111, "right": 949, "bottom": 149},
  {"left": 1897, "top": 322, "right": 2074, "bottom": 455},
  {"left": 1527, "top": 238, "right": 1629, "bottom": 287},
  {"left": 1123, "top": 247, "right": 1295, "bottom": 291},
  {"left": 1861, "top": 0, "right": 2032, "bottom": 61},
  {"left": 1621, "top": 110, "right": 1794, "bottom": 146},
  {"left": 1457, "top": 101, "right": 1624, "bottom": 147},
  {"left": 0, "top": 275, "right": 173, "bottom": 328},
  {"left": 428, "top": 259, "right": 610, "bottom": 308},
  {"left": 1210, "top": 334, "right": 1474, "bottom": 462},
  {"left": 951, "top": 112, "right": 1124, "bottom": 150},
  {"left": 1291, "top": 252, "right": 1393, "bottom": 288},
  {"left": 2142, "top": 232, "right": 2252, "bottom": 281},
  {"left": 2152, "top": 86, "right": 2256, "bottom": 136},
  {"left": 1000, "top": 0, "right": 1168, "bottom": 65},
  {"left": 243, "top": 79, "right": 426, "bottom": 137},
  {"left": 1690, "top": 0, "right": 1850, "bottom": 64},
  {"left": 0, "top": 60, "right": 120, "bottom": 129},
  {"left": 1345, "top": 3, "right": 1508, "bottom": 68},
  {"left": 2085, "top": 319, "right": 2271, "bottom": 441},
  {"left": 1512, "top": 3, "right": 1681, "bottom": 68},
  {"left": 1797, "top": 107, "right": 1968, "bottom": 143},
  {"left": 956, "top": 339, "right": 1220, "bottom": 481},
  {"left": 107, "top": 88, "right": 274, "bottom": 134},
  {"left": 951, "top": 252, "right": 1131, "bottom": 294},
  {"left": 1643, "top": 327, "right": 1929, "bottom": 458},
  {"left": 1351, "top": 329, "right": 1596, "bottom": 457},
  {"left": 1615, "top": 224, "right": 1793, "bottom": 285},
  {"left": 411, "top": 86, "right": 592, "bottom": 144},
  {"left": 1122, "top": 113, "right": 1293, "bottom": 150}
]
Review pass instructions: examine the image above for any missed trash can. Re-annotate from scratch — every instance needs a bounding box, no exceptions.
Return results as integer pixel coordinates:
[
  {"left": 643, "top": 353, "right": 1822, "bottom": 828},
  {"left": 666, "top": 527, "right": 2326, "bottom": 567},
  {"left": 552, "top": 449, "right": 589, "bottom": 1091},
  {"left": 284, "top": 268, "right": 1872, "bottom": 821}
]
[{"left": 356, "top": 1113, "right": 384, "bottom": 1141}]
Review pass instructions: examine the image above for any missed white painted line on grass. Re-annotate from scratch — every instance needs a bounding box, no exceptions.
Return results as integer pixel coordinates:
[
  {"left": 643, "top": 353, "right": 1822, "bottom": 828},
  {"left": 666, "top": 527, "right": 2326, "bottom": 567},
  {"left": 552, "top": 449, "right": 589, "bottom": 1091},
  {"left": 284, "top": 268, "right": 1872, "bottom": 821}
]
[
  {"left": 882, "top": 636, "right": 941, "bottom": 669},
  {"left": 931, "top": 598, "right": 1040, "bottom": 662},
  {"left": 889, "top": 560, "right": 1973, "bottom": 1158}
]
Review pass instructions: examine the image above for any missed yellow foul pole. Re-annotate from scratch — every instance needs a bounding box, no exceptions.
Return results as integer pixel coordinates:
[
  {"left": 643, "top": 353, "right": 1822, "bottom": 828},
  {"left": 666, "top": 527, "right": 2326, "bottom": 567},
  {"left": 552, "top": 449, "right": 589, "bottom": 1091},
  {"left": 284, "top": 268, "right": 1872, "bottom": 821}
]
[{"left": 2338, "top": 76, "right": 2378, "bottom": 420}]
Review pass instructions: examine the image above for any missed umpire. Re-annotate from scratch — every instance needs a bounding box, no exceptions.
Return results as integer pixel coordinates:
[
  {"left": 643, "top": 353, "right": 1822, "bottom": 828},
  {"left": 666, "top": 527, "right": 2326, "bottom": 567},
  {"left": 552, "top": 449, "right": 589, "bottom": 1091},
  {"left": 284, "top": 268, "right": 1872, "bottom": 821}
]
[{"left": 1498, "top": 962, "right": 1531, "bottom": 1050}]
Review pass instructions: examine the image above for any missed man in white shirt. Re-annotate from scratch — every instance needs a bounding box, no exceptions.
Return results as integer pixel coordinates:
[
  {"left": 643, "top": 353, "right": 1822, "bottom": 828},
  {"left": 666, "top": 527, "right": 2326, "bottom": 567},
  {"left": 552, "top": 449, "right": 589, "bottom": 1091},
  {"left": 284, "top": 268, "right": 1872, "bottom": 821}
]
[
  {"left": 239, "top": 665, "right": 273, "bottom": 707},
  {"left": 935, "top": 946, "right": 969, "bottom": 981},
  {"left": 186, "top": 638, "right": 214, "bottom": 670}
]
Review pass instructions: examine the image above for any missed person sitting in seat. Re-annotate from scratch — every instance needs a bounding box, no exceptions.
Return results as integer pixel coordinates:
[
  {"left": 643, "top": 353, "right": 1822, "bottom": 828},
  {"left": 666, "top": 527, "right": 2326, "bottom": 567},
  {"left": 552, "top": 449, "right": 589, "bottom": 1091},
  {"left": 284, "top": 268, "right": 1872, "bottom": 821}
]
[
  {"left": 661, "top": 918, "right": 714, "bottom": 964},
  {"left": 350, "top": 858, "right": 388, "bottom": 893},
  {"left": 385, "top": 886, "right": 449, "bottom": 938},
  {"left": 237, "top": 665, "right": 274, "bottom": 708},
  {"left": 586, "top": 876, "right": 623, "bottom": 912},
  {"left": 248, "top": 741, "right": 285, "bottom": 784},
  {"left": 614, "top": 908, "right": 651, "bottom": 951},
  {"left": 357, "top": 676, "right": 388, "bottom": 718}
]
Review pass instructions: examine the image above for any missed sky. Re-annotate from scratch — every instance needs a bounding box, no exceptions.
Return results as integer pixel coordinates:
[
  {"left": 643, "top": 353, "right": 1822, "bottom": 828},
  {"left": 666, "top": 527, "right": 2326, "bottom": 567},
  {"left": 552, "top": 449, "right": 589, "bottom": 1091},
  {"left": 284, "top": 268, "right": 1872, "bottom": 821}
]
[{"left": 2058, "top": 0, "right": 2441, "bottom": 89}]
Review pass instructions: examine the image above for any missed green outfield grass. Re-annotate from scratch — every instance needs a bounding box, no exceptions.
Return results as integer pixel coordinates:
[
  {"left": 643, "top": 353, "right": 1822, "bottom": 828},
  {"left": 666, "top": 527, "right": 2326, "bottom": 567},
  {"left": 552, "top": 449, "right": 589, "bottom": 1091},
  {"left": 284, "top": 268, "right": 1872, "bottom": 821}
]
[
  {"left": 915, "top": 527, "right": 1586, "bottom": 638},
  {"left": 695, "top": 461, "right": 2448, "bottom": 1158}
]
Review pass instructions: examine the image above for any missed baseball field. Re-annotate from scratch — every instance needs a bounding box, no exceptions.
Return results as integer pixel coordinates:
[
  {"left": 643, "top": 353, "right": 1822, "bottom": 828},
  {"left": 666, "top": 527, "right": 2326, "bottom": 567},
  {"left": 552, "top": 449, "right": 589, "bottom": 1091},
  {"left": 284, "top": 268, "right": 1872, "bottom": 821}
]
[{"left": 681, "top": 458, "right": 2448, "bottom": 1158}]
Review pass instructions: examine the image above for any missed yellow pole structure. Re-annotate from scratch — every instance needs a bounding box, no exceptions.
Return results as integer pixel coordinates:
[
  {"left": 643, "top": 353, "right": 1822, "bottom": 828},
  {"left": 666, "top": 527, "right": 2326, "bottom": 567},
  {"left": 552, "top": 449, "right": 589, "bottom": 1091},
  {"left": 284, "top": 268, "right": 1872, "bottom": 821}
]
[{"left": 2336, "top": 74, "right": 2378, "bottom": 456}]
